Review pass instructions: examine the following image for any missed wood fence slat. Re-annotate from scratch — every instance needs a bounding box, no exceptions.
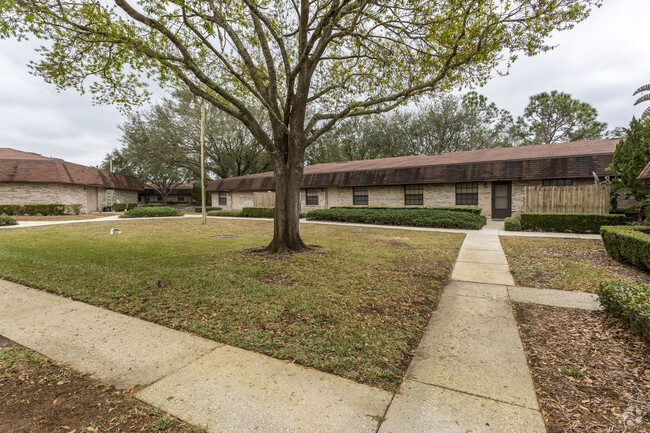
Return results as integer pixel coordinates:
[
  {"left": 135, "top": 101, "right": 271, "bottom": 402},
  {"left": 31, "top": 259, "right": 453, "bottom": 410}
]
[{"left": 523, "top": 184, "right": 611, "bottom": 214}]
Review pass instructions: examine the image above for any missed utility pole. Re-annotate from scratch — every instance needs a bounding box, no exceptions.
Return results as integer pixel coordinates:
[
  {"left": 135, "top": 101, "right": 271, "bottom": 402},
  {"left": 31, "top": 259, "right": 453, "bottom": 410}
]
[{"left": 201, "top": 105, "right": 207, "bottom": 225}]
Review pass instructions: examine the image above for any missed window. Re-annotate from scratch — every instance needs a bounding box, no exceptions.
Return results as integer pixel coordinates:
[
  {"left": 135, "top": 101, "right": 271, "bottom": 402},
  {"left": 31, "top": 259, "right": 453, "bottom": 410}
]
[
  {"left": 218, "top": 192, "right": 227, "bottom": 206},
  {"left": 178, "top": 195, "right": 186, "bottom": 201},
  {"left": 404, "top": 185, "right": 424, "bottom": 206},
  {"left": 542, "top": 179, "right": 573, "bottom": 186},
  {"left": 353, "top": 187, "right": 368, "bottom": 205},
  {"left": 455, "top": 182, "right": 478, "bottom": 205},
  {"left": 306, "top": 188, "right": 319, "bottom": 206}
]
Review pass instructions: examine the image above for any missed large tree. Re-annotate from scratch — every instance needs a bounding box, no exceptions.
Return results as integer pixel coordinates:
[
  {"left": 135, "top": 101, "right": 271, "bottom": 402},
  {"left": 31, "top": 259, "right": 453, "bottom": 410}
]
[
  {"left": 512, "top": 90, "right": 607, "bottom": 145},
  {"left": 610, "top": 117, "right": 650, "bottom": 201},
  {"left": 2, "top": 0, "right": 596, "bottom": 252}
]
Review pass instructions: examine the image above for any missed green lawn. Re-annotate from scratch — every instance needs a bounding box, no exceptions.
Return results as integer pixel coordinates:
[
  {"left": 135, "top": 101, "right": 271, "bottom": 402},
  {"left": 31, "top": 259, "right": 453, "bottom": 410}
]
[
  {"left": 501, "top": 236, "right": 650, "bottom": 293},
  {"left": 0, "top": 219, "right": 464, "bottom": 391}
]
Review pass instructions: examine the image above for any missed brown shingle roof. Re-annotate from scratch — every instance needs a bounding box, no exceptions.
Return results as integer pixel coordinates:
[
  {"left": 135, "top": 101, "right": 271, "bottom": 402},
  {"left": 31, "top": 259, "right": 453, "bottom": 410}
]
[
  {"left": 143, "top": 182, "right": 194, "bottom": 193},
  {"left": 638, "top": 161, "right": 650, "bottom": 180},
  {"left": 0, "top": 148, "right": 143, "bottom": 191},
  {"left": 208, "top": 139, "right": 619, "bottom": 192}
]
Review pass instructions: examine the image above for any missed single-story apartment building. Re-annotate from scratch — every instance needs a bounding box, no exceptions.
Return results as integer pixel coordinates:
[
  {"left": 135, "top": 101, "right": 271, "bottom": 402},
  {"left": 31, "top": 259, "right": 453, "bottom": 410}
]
[
  {"left": 207, "top": 139, "right": 628, "bottom": 220},
  {"left": 138, "top": 182, "right": 194, "bottom": 204},
  {"left": 0, "top": 148, "right": 143, "bottom": 213}
]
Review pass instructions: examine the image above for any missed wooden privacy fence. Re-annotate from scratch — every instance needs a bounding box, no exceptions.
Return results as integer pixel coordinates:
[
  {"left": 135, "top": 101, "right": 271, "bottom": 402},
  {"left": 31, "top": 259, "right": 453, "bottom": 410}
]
[
  {"left": 523, "top": 184, "right": 612, "bottom": 214},
  {"left": 253, "top": 191, "right": 275, "bottom": 207}
]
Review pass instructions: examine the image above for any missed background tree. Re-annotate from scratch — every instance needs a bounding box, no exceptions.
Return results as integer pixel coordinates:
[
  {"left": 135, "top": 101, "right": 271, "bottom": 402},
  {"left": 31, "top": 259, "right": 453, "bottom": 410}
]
[
  {"left": 103, "top": 111, "right": 190, "bottom": 205},
  {"left": 633, "top": 84, "right": 650, "bottom": 119},
  {"left": 2, "top": 0, "right": 596, "bottom": 252},
  {"left": 512, "top": 90, "right": 607, "bottom": 145},
  {"left": 610, "top": 117, "right": 650, "bottom": 201}
]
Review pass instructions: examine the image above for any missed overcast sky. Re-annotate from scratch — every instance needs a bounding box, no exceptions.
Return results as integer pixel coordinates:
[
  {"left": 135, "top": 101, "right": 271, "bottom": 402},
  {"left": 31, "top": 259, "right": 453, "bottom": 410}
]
[{"left": 0, "top": 0, "right": 649, "bottom": 167}]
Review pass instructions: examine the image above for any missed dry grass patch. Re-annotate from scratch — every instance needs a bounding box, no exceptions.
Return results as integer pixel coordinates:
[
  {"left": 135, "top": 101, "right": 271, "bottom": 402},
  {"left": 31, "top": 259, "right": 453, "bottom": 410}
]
[
  {"left": 0, "top": 219, "right": 464, "bottom": 391},
  {"left": 501, "top": 236, "right": 650, "bottom": 293}
]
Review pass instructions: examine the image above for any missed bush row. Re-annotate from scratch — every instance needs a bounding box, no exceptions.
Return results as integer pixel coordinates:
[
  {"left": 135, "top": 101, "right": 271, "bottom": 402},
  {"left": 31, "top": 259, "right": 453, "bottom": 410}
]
[
  {"left": 241, "top": 207, "right": 275, "bottom": 218},
  {"left": 598, "top": 281, "right": 650, "bottom": 343},
  {"left": 112, "top": 203, "right": 138, "bottom": 212},
  {"left": 600, "top": 225, "right": 650, "bottom": 271},
  {"left": 306, "top": 207, "right": 486, "bottom": 229},
  {"left": 0, "top": 216, "right": 17, "bottom": 226},
  {"left": 332, "top": 206, "right": 483, "bottom": 215},
  {"left": 0, "top": 203, "right": 78, "bottom": 216},
  {"left": 503, "top": 216, "right": 522, "bottom": 231},
  {"left": 207, "top": 209, "right": 243, "bottom": 217},
  {"left": 195, "top": 206, "right": 222, "bottom": 213},
  {"left": 121, "top": 206, "right": 183, "bottom": 218},
  {"left": 518, "top": 212, "right": 626, "bottom": 233}
]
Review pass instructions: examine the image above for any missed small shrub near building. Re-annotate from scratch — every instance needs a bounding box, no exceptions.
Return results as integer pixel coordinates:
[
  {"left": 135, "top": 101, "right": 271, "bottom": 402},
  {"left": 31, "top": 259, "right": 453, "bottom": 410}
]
[
  {"left": 600, "top": 225, "right": 650, "bottom": 271},
  {"left": 112, "top": 203, "right": 138, "bottom": 212},
  {"left": 66, "top": 204, "right": 83, "bottom": 215},
  {"left": 0, "top": 216, "right": 18, "bottom": 226},
  {"left": 0, "top": 205, "right": 24, "bottom": 216},
  {"left": 307, "top": 207, "right": 486, "bottom": 230},
  {"left": 503, "top": 216, "right": 522, "bottom": 231},
  {"left": 23, "top": 204, "right": 66, "bottom": 216},
  {"left": 121, "top": 206, "right": 183, "bottom": 218},
  {"left": 207, "top": 209, "right": 243, "bottom": 217},
  {"left": 598, "top": 281, "right": 650, "bottom": 343},
  {"left": 519, "top": 212, "right": 626, "bottom": 233},
  {"left": 195, "top": 206, "right": 222, "bottom": 213},
  {"left": 241, "top": 207, "right": 275, "bottom": 218}
]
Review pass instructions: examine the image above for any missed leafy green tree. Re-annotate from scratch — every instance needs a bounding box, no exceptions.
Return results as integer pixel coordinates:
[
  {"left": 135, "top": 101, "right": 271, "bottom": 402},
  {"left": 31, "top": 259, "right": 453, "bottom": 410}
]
[
  {"left": 633, "top": 84, "right": 650, "bottom": 119},
  {"left": 512, "top": 91, "right": 607, "bottom": 145},
  {"left": 610, "top": 117, "right": 650, "bottom": 201},
  {"left": 2, "top": 0, "right": 596, "bottom": 252}
]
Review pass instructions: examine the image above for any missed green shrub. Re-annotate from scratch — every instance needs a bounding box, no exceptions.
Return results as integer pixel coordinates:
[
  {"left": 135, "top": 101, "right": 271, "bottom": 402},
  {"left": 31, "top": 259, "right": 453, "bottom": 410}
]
[
  {"left": 600, "top": 225, "right": 650, "bottom": 271},
  {"left": 0, "top": 205, "right": 24, "bottom": 216},
  {"left": 23, "top": 204, "right": 66, "bottom": 216},
  {"left": 332, "top": 206, "right": 482, "bottom": 216},
  {"left": 503, "top": 216, "right": 522, "bottom": 231},
  {"left": 241, "top": 207, "right": 275, "bottom": 218},
  {"left": 66, "top": 204, "right": 83, "bottom": 215},
  {"left": 112, "top": 203, "right": 138, "bottom": 212},
  {"left": 307, "top": 207, "right": 486, "bottom": 229},
  {"left": 0, "top": 216, "right": 18, "bottom": 226},
  {"left": 195, "top": 206, "right": 222, "bottom": 213},
  {"left": 207, "top": 209, "right": 243, "bottom": 217},
  {"left": 121, "top": 206, "right": 183, "bottom": 218},
  {"left": 519, "top": 212, "right": 626, "bottom": 233},
  {"left": 598, "top": 281, "right": 650, "bottom": 343}
]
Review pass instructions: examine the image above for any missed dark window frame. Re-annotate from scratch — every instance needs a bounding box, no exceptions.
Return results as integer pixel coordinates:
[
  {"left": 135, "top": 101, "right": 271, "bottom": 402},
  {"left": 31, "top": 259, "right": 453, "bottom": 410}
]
[
  {"left": 353, "top": 186, "right": 369, "bottom": 205},
  {"left": 218, "top": 192, "right": 227, "bottom": 206},
  {"left": 542, "top": 179, "right": 573, "bottom": 186},
  {"left": 404, "top": 185, "right": 424, "bottom": 206},
  {"left": 306, "top": 188, "right": 319, "bottom": 206},
  {"left": 455, "top": 182, "right": 479, "bottom": 206}
]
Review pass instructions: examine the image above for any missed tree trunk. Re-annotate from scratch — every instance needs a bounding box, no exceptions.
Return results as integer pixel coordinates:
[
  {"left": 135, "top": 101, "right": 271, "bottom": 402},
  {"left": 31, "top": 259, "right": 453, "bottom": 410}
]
[{"left": 266, "top": 153, "right": 307, "bottom": 254}]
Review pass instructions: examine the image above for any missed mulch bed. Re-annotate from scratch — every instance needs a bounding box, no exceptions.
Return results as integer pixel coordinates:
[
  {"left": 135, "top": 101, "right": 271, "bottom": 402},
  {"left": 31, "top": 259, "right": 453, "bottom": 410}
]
[
  {"left": 514, "top": 303, "right": 649, "bottom": 433},
  {"left": 0, "top": 336, "right": 203, "bottom": 433}
]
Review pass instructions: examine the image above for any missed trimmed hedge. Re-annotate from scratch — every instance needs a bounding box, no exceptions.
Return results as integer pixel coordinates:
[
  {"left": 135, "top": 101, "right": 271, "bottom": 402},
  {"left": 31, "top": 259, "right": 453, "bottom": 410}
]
[
  {"left": 195, "top": 206, "right": 222, "bottom": 213},
  {"left": 112, "top": 203, "right": 138, "bottom": 212},
  {"left": 519, "top": 212, "right": 626, "bottom": 233},
  {"left": 307, "top": 207, "right": 486, "bottom": 229},
  {"left": 332, "top": 206, "right": 483, "bottom": 216},
  {"left": 207, "top": 209, "right": 243, "bottom": 217},
  {"left": 0, "top": 205, "right": 23, "bottom": 216},
  {"left": 24, "top": 204, "right": 66, "bottom": 216},
  {"left": 66, "top": 204, "right": 83, "bottom": 215},
  {"left": 503, "top": 216, "right": 522, "bottom": 231},
  {"left": 598, "top": 281, "right": 650, "bottom": 343},
  {"left": 0, "top": 216, "right": 18, "bottom": 226},
  {"left": 600, "top": 225, "right": 650, "bottom": 271},
  {"left": 121, "top": 206, "right": 183, "bottom": 218},
  {"left": 241, "top": 207, "right": 275, "bottom": 218}
]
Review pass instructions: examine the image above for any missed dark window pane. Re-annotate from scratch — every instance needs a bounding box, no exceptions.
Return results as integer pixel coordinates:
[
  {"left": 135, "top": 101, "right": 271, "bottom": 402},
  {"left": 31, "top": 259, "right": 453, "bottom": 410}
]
[
  {"left": 404, "top": 185, "right": 423, "bottom": 206},
  {"left": 455, "top": 182, "right": 478, "bottom": 205},
  {"left": 218, "top": 192, "right": 227, "bottom": 206},
  {"left": 353, "top": 187, "right": 368, "bottom": 205},
  {"left": 306, "top": 188, "right": 319, "bottom": 205}
]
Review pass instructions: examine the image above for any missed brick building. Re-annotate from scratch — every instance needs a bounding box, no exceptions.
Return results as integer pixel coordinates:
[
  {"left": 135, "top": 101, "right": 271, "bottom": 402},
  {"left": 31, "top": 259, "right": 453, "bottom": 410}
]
[
  {"left": 138, "top": 182, "right": 194, "bottom": 204},
  {"left": 207, "top": 139, "right": 622, "bottom": 220},
  {"left": 0, "top": 148, "right": 143, "bottom": 213}
]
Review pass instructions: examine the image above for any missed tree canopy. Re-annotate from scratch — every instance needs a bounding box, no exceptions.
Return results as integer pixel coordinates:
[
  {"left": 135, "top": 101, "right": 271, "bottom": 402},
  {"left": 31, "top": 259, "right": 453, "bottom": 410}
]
[
  {"left": 512, "top": 90, "right": 607, "bottom": 145},
  {"left": 610, "top": 117, "right": 650, "bottom": 201},
  {"left": 1, "top": 0, "right": 599, "bottom": 252}
]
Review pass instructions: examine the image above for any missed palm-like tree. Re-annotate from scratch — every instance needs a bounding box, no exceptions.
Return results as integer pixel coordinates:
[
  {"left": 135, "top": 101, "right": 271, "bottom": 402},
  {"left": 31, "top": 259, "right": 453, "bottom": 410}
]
[{"left": 633, "top": 84, "right": 650, "bottom": 118}]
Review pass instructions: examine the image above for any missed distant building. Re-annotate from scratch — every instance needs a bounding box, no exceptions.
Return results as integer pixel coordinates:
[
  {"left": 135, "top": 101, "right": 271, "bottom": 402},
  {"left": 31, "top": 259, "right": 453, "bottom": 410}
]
[
  {"left": 207, "top": 139, "right": 623, "bottom": 219},
  {"left": 0, "top": 148, "right": 142, "bottom": 213},
  {"left": 138, "top": 182, "right": 194, "bottom": 204},
  {"left": 638, "top": 161, "right": 650, "bottom": 180}
]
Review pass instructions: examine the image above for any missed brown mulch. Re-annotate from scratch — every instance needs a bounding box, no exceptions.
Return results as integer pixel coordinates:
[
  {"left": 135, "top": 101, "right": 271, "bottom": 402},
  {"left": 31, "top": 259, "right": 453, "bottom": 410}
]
[
  {"left": 514, "top": 303, "right": 650, "bottom": 433},
  {"left": 0, "top": 337, "right": 203, "bottom": 433}
]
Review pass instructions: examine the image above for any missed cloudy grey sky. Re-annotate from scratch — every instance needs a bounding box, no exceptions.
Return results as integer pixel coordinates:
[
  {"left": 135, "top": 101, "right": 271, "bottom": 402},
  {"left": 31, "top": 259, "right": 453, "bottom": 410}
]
[{"left": 0, "top": 0, "right": 648, "bottom": 167}]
